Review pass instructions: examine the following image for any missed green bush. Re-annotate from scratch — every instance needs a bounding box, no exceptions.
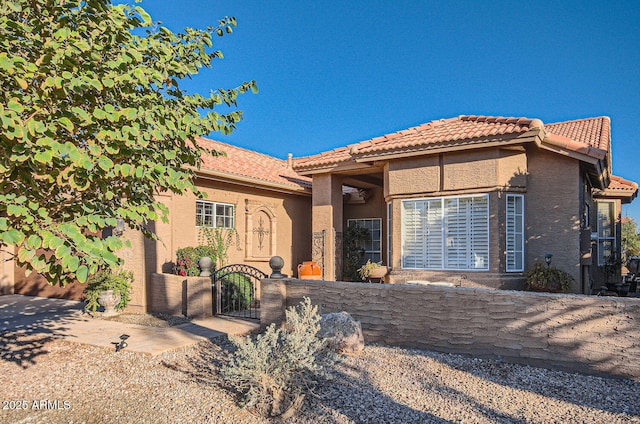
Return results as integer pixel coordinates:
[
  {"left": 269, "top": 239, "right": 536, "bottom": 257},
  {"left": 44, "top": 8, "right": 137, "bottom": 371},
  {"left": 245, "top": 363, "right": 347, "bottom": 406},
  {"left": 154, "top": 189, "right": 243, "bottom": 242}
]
[
  {"left": 221, "top": 297, "right": 336, "bottom": 418},
  {"left": 83, "top": 269, "right": 133, "bottom": 312},
  {"left": 174, "top": 246, "right": 217, "bottom": 276},
  {"left": 525, "top": 262, "right": 574, "bottom": 293},
  {"left": 221, "top": 272, "right": 253, "bottom": 313}
]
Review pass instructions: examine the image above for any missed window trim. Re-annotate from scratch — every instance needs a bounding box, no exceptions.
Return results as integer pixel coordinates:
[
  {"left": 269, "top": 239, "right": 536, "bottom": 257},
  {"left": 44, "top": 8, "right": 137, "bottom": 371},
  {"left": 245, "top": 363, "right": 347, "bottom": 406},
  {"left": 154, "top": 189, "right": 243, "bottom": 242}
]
[
  {"left": 401, "top": 194, "right": 490, "bottom": 271},
  {"left": 596, "top": 201, "right": 616, "bottom": 266},
  {"left": 505, "top": 194, "right": 524, "bottom": 272},
  {"left": 195, "top": 200, "right": 235, "bottom": 229}
]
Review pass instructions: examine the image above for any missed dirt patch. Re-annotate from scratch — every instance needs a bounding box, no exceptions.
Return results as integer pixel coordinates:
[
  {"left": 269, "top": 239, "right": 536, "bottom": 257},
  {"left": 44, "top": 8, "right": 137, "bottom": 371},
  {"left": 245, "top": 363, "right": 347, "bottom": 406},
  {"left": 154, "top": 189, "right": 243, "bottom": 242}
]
[{"left": 96, "top": 312, "right": 192, "bottom": 327}]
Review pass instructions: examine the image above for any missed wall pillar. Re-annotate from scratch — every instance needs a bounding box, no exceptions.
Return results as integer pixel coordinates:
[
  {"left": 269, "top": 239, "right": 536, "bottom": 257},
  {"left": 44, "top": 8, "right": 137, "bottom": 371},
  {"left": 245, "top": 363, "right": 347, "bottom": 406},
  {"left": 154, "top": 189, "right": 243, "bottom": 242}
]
[
  {"left": 120, "top": 228, "right": 147, "bottom": 313},
  {"left": 311, "top": 173, "right": 343, "bottom": 281},
  {"left": 0, "top": 245, "right": 15, "bottom": 295}
]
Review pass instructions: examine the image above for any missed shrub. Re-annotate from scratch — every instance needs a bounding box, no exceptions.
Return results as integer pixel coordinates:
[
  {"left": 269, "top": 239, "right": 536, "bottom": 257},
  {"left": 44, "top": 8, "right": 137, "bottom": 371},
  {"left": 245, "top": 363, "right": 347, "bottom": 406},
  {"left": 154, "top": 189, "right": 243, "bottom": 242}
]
[
  {"left": 83, "top": 269, "right": 133, "bottom": 312},
  {"left": 525, "top": 262, "right": 574, "bottom": 293},
  {"left": 174, "top": 246, "right": 217, "bottom": 276},
  {"left": 221, "top": 297, "right": 336, "bottom": 418},
  {"left": 220, "top": 272, "right": 253, "bottom": 313}
]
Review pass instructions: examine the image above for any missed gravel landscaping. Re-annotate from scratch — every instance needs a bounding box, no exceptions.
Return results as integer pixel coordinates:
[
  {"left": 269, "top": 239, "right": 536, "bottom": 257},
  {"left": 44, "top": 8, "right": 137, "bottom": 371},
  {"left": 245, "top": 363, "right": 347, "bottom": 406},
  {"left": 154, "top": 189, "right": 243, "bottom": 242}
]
[{"left": 1, "top": 331, "right": 639, "bottom": 424}]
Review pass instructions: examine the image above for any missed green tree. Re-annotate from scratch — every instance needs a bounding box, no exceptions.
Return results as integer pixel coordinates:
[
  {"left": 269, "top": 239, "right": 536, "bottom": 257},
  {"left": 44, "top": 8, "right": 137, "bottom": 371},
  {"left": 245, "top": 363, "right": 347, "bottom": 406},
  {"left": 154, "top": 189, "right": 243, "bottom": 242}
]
[
  {"left": 0, "top": 0, "right": 256, "bottom": 284},
  {"left": 622, "top": 218, "right": 640, "bottom": 258}
]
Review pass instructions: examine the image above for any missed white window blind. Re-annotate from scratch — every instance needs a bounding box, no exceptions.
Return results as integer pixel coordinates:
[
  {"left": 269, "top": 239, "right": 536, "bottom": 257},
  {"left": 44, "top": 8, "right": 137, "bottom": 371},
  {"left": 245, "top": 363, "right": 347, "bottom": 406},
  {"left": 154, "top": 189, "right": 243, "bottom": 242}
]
[
  {"left": 402, "top": 195, "right": 489, "bottom": 270},
  {"left": 506, "top": 194, "right": 524, "bottom": 272}
]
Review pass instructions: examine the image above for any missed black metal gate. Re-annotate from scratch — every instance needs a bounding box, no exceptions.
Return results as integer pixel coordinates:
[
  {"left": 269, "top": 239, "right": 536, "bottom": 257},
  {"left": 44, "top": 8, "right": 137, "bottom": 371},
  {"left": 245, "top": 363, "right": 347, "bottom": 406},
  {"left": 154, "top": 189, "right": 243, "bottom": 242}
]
[{"left": 212, "top": 264, "right": 267, "bottom": 319}]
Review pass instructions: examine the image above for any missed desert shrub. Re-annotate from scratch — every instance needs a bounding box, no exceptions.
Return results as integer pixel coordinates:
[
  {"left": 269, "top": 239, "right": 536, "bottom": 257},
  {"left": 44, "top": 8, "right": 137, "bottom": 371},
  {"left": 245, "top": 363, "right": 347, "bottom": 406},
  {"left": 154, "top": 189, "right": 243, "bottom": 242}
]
[
  {"left": 221, "top": 297, "right": 336, "bottom": 418},
  {"left": 174, "top": 246, "right": 217, "bottom": 276},
  {"left": 525, "top": 262, "right": 574, "bottom": 293},
  {"left": 220, "top": 272, "right": 253, "bottom": 313}
]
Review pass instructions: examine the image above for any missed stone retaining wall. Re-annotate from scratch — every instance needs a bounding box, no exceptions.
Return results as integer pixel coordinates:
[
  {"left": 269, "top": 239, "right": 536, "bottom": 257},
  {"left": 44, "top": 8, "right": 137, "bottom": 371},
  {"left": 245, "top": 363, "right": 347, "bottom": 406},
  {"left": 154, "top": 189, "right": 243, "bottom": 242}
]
[
  {"left": 261, "top": 278, "right": 640, "bottom": 380},
  {"left": 149, "top": 273, "right": 212, "bottom": 318}
]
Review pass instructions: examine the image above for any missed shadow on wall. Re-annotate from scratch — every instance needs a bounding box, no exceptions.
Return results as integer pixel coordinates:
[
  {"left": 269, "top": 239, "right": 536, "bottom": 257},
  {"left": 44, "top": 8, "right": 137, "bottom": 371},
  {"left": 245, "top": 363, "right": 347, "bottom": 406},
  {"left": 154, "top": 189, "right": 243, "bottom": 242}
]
[{"left": 264, "top": 280, "right": 640, "bottom": 382}]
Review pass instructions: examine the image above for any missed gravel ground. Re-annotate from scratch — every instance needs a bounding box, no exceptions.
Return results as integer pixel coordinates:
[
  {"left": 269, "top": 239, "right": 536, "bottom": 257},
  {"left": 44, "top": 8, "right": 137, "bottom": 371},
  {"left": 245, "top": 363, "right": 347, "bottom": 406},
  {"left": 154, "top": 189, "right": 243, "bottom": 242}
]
[{"left": 1, "top": 331, "right": 639, "bottom": 424}]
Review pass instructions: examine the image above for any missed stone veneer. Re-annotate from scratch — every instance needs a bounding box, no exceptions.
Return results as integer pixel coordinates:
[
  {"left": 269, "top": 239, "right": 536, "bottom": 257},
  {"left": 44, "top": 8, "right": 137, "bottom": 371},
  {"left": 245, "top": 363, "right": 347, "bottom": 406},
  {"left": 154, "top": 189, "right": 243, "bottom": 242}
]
[{"left": 261, "top": 278, "right": 640, "bottom": 381}]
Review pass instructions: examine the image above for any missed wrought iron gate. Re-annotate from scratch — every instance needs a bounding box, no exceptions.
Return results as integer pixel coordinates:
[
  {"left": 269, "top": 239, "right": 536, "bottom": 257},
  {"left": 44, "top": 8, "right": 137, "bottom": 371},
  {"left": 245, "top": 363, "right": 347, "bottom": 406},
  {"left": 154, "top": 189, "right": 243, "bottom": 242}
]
[{"left": 212, "top": 264, "right": 267, "bottom": 319}]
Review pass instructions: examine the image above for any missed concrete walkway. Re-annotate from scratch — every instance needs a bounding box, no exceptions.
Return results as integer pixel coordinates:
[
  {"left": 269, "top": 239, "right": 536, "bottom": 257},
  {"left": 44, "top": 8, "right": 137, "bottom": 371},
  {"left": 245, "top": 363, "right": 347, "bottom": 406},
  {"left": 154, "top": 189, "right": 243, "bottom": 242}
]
[{"left": 0, "top": 295, "right": 260, "bottom": 356}]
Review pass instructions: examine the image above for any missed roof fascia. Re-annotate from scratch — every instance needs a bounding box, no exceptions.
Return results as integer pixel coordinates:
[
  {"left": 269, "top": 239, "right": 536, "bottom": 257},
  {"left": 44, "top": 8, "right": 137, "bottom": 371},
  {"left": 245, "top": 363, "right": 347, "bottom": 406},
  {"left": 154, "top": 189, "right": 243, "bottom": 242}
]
[
  {"left": 353, "top": 130, "right": 541, "bottom": 163},
  {"left": 193, "top": 168, "right": 311, "bottom": 196},
  {"left": 293, "top": 161, "right": 376, "bottom": 176}
]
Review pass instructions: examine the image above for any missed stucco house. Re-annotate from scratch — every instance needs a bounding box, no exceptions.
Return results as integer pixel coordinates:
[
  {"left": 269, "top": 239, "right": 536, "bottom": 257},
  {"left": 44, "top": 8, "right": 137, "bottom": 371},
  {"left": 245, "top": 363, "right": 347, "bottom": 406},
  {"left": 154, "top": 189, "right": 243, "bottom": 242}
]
[
  {"left": 1, "top": 115, "right": 637, "bottom": 308},
  {"left": 292, "top": 115, "right": 637, "bottom": 293},
  {"left": 3, "top": 138, "right": 313, "bottom": 312}
]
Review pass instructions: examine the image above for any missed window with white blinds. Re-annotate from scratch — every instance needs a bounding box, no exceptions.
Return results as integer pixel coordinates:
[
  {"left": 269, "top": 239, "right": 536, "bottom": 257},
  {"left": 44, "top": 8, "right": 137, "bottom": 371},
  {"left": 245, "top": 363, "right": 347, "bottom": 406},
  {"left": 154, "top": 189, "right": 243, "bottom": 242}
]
[
  {"left": 506, "top": 194, "right": 524, "bottom": 272},
  {"left": 401, "top": 194, "right": 489, "bottom": 270},
  {"left": 597, "top": 201, "right": 616, "bottom": 266}
]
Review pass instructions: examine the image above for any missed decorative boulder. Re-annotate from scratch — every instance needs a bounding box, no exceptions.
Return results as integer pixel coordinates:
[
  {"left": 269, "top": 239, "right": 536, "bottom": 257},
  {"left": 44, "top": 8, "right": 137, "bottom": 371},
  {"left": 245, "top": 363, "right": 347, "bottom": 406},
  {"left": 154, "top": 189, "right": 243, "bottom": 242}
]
[{"left": 318, "top": 311, "right": 364, "bottom": 355}]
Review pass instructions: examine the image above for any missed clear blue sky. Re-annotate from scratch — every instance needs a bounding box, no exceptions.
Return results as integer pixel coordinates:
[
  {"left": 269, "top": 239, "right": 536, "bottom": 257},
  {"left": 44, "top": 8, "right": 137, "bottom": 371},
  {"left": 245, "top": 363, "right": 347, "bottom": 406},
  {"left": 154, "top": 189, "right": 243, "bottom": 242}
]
[{"left": 135, "top": 0, "right": 640, "bottom": 222}]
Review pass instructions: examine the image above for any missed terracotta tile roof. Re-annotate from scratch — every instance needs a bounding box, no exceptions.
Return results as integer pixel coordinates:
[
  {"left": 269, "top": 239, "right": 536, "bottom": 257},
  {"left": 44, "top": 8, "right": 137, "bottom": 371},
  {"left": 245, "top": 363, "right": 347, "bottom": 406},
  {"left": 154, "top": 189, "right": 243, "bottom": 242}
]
[
  {"left": 194, "top": 137, "right": 311, "bottom": 191},
  {"left": 293, "top": 115, "right": 542, "bottom": 170},
  {"left": 608, "top": 175, "right": 638, "bottom": 192},
  {"left": 293, "top": 115, "right": 613, "bottom": 172},
  {"left": 545, "top": 117, "right": 610, "bottom": 152}
]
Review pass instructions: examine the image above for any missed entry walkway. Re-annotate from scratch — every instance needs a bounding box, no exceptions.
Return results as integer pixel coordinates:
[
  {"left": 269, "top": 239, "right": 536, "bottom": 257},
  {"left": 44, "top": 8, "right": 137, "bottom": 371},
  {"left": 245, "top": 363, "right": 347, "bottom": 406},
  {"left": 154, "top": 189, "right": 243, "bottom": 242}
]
[{"left": 0, "top": 295, "right": 259, "bottom": 356}]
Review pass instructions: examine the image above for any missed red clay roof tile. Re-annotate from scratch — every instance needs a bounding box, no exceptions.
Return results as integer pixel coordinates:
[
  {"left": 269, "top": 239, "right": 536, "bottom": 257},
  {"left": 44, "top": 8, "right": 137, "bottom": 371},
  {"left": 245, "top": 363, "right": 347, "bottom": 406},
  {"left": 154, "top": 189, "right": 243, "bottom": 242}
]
[
  {"left": 292, "top": 115, "right": 612, "bottom": 172},
  {"left": 195, "top": 137, "right": 311, "bottom": 191},
  {"left": 545, "top": 117, "right": 610, "bottom": 152}
]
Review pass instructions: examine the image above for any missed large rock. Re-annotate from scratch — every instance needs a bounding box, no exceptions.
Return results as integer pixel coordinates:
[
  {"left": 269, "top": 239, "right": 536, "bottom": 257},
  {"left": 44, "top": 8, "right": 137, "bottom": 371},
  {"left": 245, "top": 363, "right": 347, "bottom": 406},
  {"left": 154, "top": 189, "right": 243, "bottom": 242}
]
[{"left": 318, "top": 311, "right": 364, "bottom": 355}]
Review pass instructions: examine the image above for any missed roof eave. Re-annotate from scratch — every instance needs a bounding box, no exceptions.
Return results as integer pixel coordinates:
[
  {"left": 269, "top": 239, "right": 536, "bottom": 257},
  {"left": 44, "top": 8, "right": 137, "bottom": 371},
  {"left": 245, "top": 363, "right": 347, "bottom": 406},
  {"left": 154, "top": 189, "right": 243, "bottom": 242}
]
[
  {"left": 352, "top": 130, "right": 541, "bottom": 163},
  {"left": 194, "top": 167, "right": 312, "bottom": 196},
  {"left": 593, "top": 188, "right": 638, "bottom": 204}
]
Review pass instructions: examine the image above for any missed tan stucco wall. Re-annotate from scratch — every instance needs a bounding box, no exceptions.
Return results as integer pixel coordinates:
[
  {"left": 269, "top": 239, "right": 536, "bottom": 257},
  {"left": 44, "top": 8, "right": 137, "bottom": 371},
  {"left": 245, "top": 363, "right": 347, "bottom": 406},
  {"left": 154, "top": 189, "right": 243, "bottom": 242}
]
[
  {"left": 386, "top": 148, "right": 527, "bottom": 198},
  {"left": 524, "top": 147, "right": 581, "bottom": 290},
  {"left": 120, "top": 178, "right": 311, "bottom": 312},
  {"left": 148, "top": 273, "right": 212, "bottom": 318},
  {"left": 262, "top": 278, "right": 640, "bottom": 381},
  {"left": 0, "top": 245, "right": 15, "bottom": 295}
]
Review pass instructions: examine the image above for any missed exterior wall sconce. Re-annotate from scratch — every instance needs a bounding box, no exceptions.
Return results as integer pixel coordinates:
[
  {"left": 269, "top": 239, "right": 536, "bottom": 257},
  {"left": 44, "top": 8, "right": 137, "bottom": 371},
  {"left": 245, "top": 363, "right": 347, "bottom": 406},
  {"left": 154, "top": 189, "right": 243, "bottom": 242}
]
[
  {"left": 113, "top": 217, "right": 125, "bottom": 237},
  {"left": 544, "top": 253, "right": 553, "bottom": 267}
]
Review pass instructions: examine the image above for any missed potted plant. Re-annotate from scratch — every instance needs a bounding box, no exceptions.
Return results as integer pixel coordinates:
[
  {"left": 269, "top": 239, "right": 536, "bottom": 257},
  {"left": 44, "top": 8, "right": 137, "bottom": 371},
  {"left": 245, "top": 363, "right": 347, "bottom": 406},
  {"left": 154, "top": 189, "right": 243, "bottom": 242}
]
[
  {"left": 524, "top": 262, "right": 573, "bottom": 293},
  {"left": 357, "top": 260, "right": 387, "bottom": 282},
  {"left": 83, "top": 269, "right": 133, "bottom": 316}
]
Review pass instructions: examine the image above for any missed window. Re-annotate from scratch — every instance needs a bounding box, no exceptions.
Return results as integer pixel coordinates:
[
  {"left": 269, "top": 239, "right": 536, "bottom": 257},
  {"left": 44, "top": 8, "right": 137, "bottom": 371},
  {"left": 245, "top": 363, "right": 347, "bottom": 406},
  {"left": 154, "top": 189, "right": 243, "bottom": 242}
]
[
  {"left": 387, "top": 202, "right": 392, "bottom": 266},
  {"left": 347, "top": 218, "right": 382, "bottom": 263},
  {"left": 196, "top": 200, "right": 235, "bottom": 228},
  {"left": 401, "top": 194, "right": 489, "bottom": 270},
  {"left": 506, "top": 194, "right": 524, "bottom": 272},
  {"left": 597, "top": 201, "right": 616, "bottom": 266}
]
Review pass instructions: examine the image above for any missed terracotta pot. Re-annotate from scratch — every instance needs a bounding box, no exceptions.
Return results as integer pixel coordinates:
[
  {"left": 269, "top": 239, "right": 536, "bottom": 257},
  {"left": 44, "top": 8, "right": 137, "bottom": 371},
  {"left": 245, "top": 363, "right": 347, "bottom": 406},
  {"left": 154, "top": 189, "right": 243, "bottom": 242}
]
[
  {"left": 298, "top": 261, "right": 322, "bottom": 280},
  {"left": 368, "top": 266, "right": 388, "bottom": 280}
]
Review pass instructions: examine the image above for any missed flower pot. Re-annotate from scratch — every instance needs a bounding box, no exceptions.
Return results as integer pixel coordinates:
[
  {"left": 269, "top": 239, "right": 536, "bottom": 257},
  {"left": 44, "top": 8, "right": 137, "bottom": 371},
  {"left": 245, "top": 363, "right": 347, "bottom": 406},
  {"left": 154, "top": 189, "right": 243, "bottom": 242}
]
[
  {"left": 298, "top": 261, "right": 322, "bottom": 280},
  {"left": 98, "top": 290, "right": 121, "bottom": 317},
  {"left": 368, "top": 266, "right": 388, "bottom": 280}
]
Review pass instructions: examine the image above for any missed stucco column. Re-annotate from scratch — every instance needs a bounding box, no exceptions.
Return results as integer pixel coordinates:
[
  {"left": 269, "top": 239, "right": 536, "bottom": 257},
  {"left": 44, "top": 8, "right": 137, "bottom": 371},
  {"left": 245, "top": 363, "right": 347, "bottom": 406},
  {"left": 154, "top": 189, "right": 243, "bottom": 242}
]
[
  {"left": 120, "top": 228, "right": 147, "bottom": 313},
  {"left": 0, "top": 245, "right": 15, "bottom": 295},
  {"left": 311, "top": 173, "right": 343, "bottom": 281}
]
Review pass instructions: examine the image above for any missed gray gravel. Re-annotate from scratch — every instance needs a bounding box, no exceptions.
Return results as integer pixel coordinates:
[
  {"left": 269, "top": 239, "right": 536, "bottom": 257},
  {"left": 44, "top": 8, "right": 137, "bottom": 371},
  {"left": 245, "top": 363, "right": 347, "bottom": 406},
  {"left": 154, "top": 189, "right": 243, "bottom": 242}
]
[{"left": 1, "top": 333, "right": 638, "bottom": 423}]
